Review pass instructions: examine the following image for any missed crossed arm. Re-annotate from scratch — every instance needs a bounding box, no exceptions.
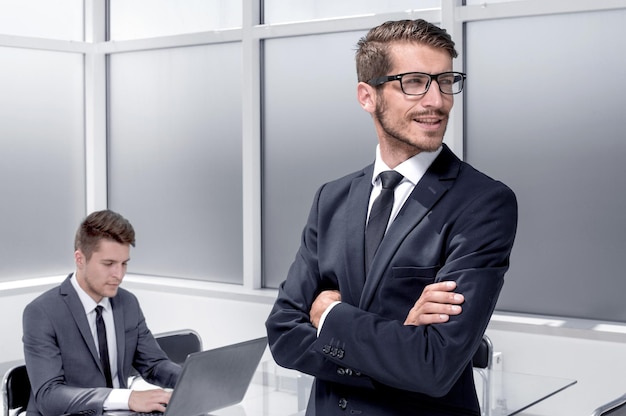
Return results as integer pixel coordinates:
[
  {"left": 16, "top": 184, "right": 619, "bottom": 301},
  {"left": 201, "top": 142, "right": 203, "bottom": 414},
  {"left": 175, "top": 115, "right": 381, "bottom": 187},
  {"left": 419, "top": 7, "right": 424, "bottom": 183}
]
[{"left": 310, "top": 280, "right": 464, "bottom": 329}]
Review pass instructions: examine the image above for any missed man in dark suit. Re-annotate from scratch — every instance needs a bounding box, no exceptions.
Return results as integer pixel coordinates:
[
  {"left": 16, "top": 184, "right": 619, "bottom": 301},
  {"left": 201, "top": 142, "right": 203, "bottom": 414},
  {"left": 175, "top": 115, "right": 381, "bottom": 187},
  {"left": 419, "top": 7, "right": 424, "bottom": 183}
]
[
  {"left": 22, "top": 210, "right": 181, "bottom": 416},
  {"left": 265, "top": 19, "right": 518, "bottom": 415}
]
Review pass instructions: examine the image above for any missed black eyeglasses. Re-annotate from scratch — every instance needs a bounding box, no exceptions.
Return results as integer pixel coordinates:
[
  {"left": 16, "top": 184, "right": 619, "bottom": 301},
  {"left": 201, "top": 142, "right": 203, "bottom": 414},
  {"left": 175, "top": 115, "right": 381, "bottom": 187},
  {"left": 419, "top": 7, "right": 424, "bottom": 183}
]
[{"left": 367, "top": 71, "right": 466, "bottom": 96}]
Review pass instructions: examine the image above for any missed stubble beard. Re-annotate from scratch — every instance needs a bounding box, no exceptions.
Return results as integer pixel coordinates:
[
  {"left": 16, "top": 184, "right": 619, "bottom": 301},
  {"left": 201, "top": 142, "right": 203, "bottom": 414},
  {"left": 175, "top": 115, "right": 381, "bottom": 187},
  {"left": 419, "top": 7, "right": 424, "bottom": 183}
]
[{"left": 374, "top": 99, "right": 448, "bottom": 154}]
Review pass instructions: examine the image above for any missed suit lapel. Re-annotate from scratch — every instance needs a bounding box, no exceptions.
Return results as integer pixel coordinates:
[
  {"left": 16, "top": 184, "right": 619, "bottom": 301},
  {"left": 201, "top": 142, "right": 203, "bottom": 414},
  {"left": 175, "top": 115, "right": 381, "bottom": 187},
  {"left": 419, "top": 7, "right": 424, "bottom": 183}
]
[
  {"left": 60, "top": 276, "right": 101, "bottom": 369},
  {"left": 62, "top": 274, "right": 127, "bottom": 387},
  {"left": 359, "top": 146, "right": 460, "bottom": 310},
  {"left": 343, "top": 165, "right": 373, "bottom": 305}
]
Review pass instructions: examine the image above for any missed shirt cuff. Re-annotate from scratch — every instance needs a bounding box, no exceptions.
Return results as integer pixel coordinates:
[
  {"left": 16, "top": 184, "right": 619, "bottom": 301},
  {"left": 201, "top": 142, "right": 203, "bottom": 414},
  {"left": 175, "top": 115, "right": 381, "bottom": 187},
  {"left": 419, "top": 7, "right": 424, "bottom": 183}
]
[
  {"left": 317, "top": 301, "right": 341, "bottom": 336},
  {"left": 104, "top": 388, "right": 132, "bottom": 410}
]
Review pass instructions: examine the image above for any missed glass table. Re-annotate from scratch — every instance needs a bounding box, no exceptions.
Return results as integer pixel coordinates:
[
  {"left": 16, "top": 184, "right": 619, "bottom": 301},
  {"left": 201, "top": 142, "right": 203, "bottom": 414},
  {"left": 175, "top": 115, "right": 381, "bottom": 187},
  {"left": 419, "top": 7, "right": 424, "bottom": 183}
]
[
  {"left": 211, "top": 361, "right": 577, "bottom": 416},
  {"left": 475, "top": 367, "right": 577, "bottom": 415}
]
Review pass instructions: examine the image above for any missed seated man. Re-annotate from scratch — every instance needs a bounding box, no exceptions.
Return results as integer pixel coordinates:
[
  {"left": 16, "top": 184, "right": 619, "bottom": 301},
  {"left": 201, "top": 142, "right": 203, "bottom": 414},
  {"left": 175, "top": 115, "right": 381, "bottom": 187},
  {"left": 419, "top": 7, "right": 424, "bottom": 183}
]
[{"left": 22, "top": 210, "right": 181, "bottom": 416}]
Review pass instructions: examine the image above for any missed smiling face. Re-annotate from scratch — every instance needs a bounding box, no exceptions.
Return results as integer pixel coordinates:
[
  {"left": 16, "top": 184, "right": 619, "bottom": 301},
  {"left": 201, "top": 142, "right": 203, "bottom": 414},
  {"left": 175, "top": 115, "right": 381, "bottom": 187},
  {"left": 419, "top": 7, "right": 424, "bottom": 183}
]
[
  {"left": 75, "top": 239, "right": 130, "bottom": 303},
  {"left": 358, "top": 42, "right": 455, "bottom": 167}
]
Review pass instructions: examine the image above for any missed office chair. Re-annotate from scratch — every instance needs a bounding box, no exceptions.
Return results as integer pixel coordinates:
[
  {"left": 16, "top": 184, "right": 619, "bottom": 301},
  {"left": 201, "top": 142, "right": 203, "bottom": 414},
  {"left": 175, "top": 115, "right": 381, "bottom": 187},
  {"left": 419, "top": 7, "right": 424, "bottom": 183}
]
[
  {"left": 128, "top": 329, "right": 203, "bottom": 387},
  {"left": 591, "top": 393, "right": 626, "bottom": 415},
  {"left": 154, "top": 328, "right": 203, "bottom": 365},
  {"left": 472, "top": 334, "right": 493, "bottom": 370},
  {"left": 472, "top": 334, "right": 493, "bottom": 416},
  {"left": 2, "top": 364, "right": 30, "bottom": 416}
]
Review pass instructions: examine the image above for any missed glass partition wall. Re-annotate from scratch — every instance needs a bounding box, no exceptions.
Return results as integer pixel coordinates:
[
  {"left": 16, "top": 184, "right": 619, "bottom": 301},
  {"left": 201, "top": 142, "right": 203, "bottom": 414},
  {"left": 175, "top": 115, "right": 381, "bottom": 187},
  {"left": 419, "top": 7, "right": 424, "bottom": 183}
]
[
  {"left": 2, "top": 0, "right": 626, "bottom": 324},
  {"left": 0, "top": 2, "right": 85, "bottom": 280}
]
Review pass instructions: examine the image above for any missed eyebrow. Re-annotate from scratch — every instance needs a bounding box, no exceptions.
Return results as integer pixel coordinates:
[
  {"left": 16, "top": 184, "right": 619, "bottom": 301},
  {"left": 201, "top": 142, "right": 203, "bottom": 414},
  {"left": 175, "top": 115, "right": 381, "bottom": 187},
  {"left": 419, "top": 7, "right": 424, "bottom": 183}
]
[{"left": 100, "top": 258, "right": 131, "bottom": 263}]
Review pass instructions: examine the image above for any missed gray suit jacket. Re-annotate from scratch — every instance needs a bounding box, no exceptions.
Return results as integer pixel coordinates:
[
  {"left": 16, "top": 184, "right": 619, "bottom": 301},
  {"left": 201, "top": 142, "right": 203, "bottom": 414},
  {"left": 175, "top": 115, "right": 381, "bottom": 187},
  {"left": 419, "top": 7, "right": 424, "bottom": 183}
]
[
  {"left": 266, "top": 145, "right": 518, "bottom": 415},
  {"left": 22, "top": 274, "right": 181, "bottom": 416}
]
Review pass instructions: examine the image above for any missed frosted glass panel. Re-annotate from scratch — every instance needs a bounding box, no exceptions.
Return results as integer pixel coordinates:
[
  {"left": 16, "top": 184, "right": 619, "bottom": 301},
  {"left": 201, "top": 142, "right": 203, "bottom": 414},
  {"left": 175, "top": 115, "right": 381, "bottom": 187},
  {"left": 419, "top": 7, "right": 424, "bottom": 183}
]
[
  {"left": 264, "top": 0, "right": 440, "bottom": 24},
  {"left": 110, "top": 0, "right": 242, "bottom": 40},
  {"left": 0, "top": 47, "right": 85, "bottom": 281},
  {"left": 108, "top": 44, "right": 243, "bottom": 283},
  {"left": 263, "top": 32, "right": 376, "bottom": 288},
  {"left": 465, "top": 10, "right": 626, "bottom": 321},
  {"left": 0, "top": 0, "right": 83, "bottom": 40}
]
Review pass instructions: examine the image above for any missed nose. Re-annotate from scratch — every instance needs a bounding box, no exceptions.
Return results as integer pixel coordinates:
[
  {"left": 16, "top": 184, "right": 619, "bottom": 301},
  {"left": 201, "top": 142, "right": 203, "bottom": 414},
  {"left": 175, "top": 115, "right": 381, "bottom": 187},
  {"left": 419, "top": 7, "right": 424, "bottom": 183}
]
[
  {"left": 111, "top": 264, "right": 125, "bottom": 280},
  {"left": 421, "top": 80, "right": 444, "bottom": 108}
]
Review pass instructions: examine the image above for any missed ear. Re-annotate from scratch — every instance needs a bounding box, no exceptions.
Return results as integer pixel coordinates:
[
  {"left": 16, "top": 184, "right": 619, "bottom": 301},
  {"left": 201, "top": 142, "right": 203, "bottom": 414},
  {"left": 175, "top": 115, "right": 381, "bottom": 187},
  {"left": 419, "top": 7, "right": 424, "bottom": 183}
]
[
  {"left": 75, "top": 250, "right": 85, "bottom": 269},
  {"left": 357, "top": 81, "right": 377, "bottom": 114}
]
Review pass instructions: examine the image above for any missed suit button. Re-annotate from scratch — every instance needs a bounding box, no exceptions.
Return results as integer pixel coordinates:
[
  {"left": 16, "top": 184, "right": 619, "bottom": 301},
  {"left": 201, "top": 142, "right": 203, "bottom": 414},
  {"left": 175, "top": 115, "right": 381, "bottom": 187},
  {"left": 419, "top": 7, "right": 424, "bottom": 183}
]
[
  {"left": 322, "top": 345, "right": 331, "bottom": 354},
  {"left": 344, "top": 368, "right": 352, "bottom": 376},
  {"left": 330, "top": 347, "right": 338, "bottom": 357},
  {"left": 337, "top": 367, "right": 346, "bottom": 375},
  {"left": 338, "top": 398, "right": 348, "bottom": 409},
  {"left": 337, "top": 348, "right": 344, "bottom": 359}
]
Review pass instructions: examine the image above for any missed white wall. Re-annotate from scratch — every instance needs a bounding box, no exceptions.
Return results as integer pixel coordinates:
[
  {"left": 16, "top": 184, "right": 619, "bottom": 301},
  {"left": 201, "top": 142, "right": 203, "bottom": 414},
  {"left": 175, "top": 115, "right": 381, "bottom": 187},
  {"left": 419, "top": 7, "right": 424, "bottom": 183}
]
[
  {"left": 0, "top": 275, "right": 275, "bottom": 361},
  {"left": 2, "top": 276, "right": 626, "bottom": 416}
]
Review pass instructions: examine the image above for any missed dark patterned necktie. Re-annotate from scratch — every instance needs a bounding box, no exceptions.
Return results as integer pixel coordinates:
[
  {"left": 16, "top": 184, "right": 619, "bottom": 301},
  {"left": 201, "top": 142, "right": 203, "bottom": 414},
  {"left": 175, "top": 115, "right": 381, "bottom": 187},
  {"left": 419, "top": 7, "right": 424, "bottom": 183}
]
[
  {"left": 95, "top": 305, "right": 113, "bottom": 388},
  {"left": 365, "top": 170, "right": 404, "bottom": 272}
]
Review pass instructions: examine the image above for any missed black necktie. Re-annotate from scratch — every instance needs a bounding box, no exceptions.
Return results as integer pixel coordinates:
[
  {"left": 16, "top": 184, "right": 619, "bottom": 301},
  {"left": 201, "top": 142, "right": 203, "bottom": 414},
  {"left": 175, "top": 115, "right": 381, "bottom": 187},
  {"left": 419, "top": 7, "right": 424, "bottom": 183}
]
[
  {"left": 95, "top": 305, "right": 113, "bottom": 388},
  {"left": 365, "top": 170, "right": 404, "bottom": 272}
]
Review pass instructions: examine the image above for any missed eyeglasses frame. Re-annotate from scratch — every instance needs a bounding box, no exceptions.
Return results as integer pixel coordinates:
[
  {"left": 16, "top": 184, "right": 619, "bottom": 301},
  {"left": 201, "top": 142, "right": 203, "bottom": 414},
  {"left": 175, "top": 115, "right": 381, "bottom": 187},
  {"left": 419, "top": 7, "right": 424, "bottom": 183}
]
[{"left": 367, "top": 71, "right": 467, "bottom": 96}]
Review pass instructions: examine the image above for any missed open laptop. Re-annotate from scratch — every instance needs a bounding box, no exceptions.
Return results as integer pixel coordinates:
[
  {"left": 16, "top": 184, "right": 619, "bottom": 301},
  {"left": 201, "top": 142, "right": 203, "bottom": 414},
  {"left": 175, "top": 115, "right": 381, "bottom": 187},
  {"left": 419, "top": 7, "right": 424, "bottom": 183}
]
[{"left": 104, "top": 336, "right": 267, "bottom": 416}]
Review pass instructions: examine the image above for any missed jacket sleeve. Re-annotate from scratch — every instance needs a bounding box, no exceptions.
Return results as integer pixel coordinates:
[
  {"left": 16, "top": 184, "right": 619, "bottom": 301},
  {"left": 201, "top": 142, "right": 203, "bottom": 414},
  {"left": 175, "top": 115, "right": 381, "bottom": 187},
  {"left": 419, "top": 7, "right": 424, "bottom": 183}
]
[{"left": 266, "top": 184, "right": 376, "bottom": 389}]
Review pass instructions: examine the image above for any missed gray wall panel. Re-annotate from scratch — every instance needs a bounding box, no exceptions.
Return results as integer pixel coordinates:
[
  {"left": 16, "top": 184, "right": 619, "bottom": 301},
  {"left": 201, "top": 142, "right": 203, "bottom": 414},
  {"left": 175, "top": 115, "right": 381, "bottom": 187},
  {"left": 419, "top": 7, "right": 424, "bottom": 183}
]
[
  {"left": 262, "top": 31, "right": 375, "bottom": 288},
  {"left": 0, "top": 47, "right": 85, "bottom": 280},
  {"left": 108, "top": 44, "right": 243, "bottom": 283},
  {"left": 465, "top": 10, "right": 626, "bottom": 322}
]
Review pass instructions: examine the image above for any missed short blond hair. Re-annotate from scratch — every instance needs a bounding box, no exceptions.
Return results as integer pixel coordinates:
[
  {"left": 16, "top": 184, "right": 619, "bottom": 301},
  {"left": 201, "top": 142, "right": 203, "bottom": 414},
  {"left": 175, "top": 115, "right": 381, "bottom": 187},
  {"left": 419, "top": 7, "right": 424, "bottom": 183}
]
[{"left": 355, "top": 19, "right": 458, "bottom": 83}]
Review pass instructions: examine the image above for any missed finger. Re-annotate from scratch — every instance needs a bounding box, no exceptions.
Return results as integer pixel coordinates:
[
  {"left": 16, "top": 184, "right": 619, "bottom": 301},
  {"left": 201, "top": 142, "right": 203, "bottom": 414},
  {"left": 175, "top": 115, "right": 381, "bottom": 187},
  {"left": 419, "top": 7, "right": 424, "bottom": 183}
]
[
  {"left": 404, "top": 312, "right": 450, "bottom": 326},
  {"left": 158, "top": 391, "right": 173, "bottom": 405},
  {"left": 417, "top": 291, "right": 464, "bottom": 307},
  {"left": 422, "top": 313, "right": 451, "bottom": 324},
  {"left": 420, "top": 282, "right": 460, "bottom": 300},
  {"left": 448, "top": 292, "right": 464, "bottom": 304},
  {"left": 446, "top": 303, "right": 462, "bottom": 315},
  {"left": 415, "top": 301, "right": 463, "bottom": 317},
  {"left": 423, "top": 281, "right": 457, "bottom": 292}
]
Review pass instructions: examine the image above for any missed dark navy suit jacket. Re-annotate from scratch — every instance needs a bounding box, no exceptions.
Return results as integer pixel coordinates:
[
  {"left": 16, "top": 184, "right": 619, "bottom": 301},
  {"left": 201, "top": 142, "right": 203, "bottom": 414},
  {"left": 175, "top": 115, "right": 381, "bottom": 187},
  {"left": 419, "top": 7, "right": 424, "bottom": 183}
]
[
  {"left": 23, "top": 275, "right": 181, "bottom": 416},
  {"left": 266, "top": 145, "right": 518, "bottom": 415}
]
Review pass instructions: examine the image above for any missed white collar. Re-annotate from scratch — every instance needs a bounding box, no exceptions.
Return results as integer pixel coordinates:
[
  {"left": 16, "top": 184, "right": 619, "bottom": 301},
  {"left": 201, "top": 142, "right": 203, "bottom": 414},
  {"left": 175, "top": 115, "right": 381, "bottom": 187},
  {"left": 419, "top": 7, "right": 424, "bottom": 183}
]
[
  {"left": 70, "top": 272, "right": 111, "bottom": 314},
  {"left": 371, "top": 144, "right": 442, "bottom": 186}
]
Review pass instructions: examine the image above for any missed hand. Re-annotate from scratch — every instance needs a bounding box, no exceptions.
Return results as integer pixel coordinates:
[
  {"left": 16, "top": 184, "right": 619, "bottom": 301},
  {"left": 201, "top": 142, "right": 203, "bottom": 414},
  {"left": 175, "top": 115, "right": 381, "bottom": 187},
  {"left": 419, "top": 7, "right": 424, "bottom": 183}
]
[
  {"left": 128, "top": 388, "right": 173, "bottom": 413},
  {"left": 310, "top": 290, "right": 341, "bottom": 328},
  {"left": 404, "top": 281, "right": 464, "bottom": 326}
]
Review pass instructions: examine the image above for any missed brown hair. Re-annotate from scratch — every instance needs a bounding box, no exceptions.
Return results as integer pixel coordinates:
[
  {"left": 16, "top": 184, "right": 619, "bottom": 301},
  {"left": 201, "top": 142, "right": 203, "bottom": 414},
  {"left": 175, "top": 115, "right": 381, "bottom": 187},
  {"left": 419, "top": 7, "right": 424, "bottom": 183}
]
[
  {"left": 355, "top": 19, "right": 458, "bottom": 83},
  {"left": 74, "top": 210, "right": 135, "bottom": 260}
]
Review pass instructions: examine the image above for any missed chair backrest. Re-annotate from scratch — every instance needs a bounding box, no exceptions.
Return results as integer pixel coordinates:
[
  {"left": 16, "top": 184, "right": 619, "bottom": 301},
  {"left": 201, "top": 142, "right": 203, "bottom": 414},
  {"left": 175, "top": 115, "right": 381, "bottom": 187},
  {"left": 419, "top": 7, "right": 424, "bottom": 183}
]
[
  {"left": 591, "top": 393, "right": 626, "bottom": 416},
  {"left": 2, "top": 364, "right": 30, "bottom": 416},
  {"left": 472, "top": 334, "right": 493, "bottom": 370},
  {"left": 155, "top": 329, "right": 203, "bottom": 365},
  {"left": 472, "top": 335, "right": 493, "bottom": 416}
]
